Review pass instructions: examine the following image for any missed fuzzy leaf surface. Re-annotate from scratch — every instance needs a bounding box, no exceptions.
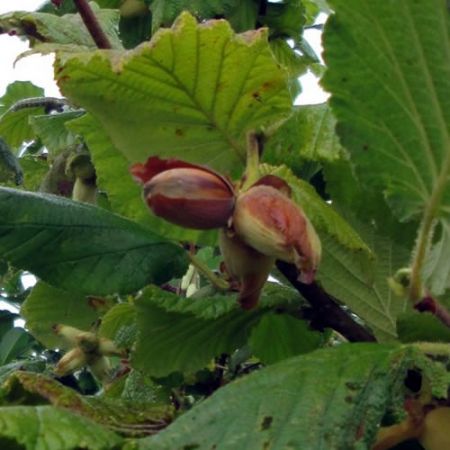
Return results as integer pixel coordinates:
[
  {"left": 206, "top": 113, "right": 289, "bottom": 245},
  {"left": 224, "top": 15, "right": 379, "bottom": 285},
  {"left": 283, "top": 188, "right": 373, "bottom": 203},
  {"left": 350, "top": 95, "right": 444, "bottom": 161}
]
[
  {"left": 323, "top": 0, "right": 450, "bottom": 221},
  {"left": 56, "top": 12, "right": 291, "bottom": 176},
  {"left": 0, "top": 187, "right": 187, "bottom": 295}
]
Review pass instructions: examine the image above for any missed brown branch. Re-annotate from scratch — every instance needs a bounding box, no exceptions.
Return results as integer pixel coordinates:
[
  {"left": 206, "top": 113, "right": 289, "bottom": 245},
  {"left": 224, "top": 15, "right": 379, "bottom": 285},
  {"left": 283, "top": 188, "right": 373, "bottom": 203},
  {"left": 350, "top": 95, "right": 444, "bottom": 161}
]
[
  {"left": 415, "top": 295, "right": 450, "bottom": 328},
  {"left": 276, "top": 261, "right": 376, "bottom": 342},
  {"left": 73, "top": 0, "right": 112, "bottom": 49}
]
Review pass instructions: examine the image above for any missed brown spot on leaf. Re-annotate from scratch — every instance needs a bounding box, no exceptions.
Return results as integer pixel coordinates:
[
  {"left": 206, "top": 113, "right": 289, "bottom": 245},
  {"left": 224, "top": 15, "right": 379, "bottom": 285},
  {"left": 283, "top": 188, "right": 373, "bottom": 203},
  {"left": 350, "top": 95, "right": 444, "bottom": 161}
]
[
  {"left": 175, "top": 128, "right": 184, "bottom": 137},
  {"left": 261, "top": 416, "right": 273, "bottom": 430},
  {"left": 87, "top": 296, "right": 107, "bottom": 310},
  {"left": 252, "top": 92, "right": 262, "bottom": 102},
  {"left": 261, "top": 81, "right": 274, "bottom": 91},
  {"left": 355, "top": 421, "right": 365, "bottom": 440}
]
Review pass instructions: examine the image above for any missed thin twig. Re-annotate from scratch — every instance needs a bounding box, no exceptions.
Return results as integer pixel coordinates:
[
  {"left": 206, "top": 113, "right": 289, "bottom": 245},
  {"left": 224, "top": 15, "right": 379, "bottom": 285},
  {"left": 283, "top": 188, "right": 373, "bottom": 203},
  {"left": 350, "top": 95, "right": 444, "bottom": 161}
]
[
  {"left": 73, "top": 0, "right": 112, "bottom": 49},
  {"left": 277, "top": 261, "right": 376, "bottom": 342}
]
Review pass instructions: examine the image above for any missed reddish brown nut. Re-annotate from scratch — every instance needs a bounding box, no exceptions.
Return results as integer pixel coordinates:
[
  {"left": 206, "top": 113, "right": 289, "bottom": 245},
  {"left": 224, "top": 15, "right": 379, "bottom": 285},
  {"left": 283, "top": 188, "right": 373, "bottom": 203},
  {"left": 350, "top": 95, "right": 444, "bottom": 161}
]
[
  {"left": 232, "top": 184, "right": 321, "bottom": 284},
  {"left": 130, "top": 156, "right": 235, "bottom": 229}
]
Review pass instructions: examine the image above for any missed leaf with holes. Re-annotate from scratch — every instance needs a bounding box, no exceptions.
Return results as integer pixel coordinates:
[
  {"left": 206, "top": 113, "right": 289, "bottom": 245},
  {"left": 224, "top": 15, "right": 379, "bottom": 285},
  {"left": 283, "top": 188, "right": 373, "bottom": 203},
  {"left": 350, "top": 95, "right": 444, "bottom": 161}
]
[
  {"left": 0, "top": 187, "right": 188, "bottom": 295},
  {"left": 135, "top": 344, "right": 424, "bottom": 450},
  {"left": 56, "top": 12, "right": 291, "bottom": 176},
  {"left": 1, "top": 371, "right": 174, "bottom": 438},
  {"left": 323, "top": 0, "right": 450, "bottom": 222}
]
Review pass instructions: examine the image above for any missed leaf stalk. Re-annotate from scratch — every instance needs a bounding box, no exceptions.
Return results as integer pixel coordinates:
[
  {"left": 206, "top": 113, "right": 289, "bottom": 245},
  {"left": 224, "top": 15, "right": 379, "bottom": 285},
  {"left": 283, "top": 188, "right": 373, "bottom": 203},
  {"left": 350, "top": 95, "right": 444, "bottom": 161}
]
[
  {"left": 187, "top": 253, "right": 230, "bottom": 291},
  {"left": 73, "top": 0, "right": 112, "bottom": 49}
]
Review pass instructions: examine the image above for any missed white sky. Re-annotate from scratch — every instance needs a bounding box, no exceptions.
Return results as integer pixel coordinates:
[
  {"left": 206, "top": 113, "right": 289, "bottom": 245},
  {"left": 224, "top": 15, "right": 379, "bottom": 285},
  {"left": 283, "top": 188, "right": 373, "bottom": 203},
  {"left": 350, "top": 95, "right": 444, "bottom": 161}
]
[
  {"left": 0, "top": 1, "right": 328, "bottom": 103},
  {"left": 0, "top": 0, "right": 61, "bottom": 97}
]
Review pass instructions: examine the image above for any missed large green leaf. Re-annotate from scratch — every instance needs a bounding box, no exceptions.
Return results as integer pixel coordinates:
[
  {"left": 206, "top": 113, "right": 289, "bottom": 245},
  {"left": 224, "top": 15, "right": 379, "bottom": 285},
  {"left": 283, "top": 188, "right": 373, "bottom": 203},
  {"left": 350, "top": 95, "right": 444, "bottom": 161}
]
[
  {"left": 322, "top": 0, "right": 450, "bottom": 222},
  {"left": 56, "top": 12, "right": 291, "bottom": 176},
  {"left": 0, "top": 405, "right": 123, "bottom": 449},
  {"left": 21, "top": 282, "right": 102, "bottom": 348},
  {"left": 0, "top": 5, "right": 122, "bottom": 49},
  {"left": 0, "top": 187, "right": 188, "bottom": 295},
  {"left": 135, "top": 344, "right": 419, "bottom": 450},
  {"left": 132, "top": 284, "right": 300, "bottom": 377},
  {"left": 0, "top": 81, "right": 45, "bottom": 151},
  {"left": 319, "top": 226, "right": 409, "bottom": 341},
  {"left": 67, "top": 113, "right": 215, "bottom": 244}
]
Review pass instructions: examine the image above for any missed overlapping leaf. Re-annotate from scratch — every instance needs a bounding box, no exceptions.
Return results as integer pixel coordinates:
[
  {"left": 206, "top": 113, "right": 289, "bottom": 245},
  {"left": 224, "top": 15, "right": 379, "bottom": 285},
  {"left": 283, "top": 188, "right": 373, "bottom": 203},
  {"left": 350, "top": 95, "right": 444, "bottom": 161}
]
[
  {"left": 265, "top": 103, "right": 344, "bottom": 170},
  {"left": 249, "top": 313, "right": 324, "bottom": 364},
  {"left": 319, "top": 228, "right": 409, "bottom": 341},
  {"left": 0, "top": 405, "right": 123, "bottom": 450},
  {"left": 323, "top": 0, "right": 450, "bottom": 222},
  {"left": 1, "top": 371, "right": 173, "bottom": 438},
  {"left": 0, "top": 187, "right": 187, "bottom": 295},
  {"left": 67, "top": 113, "right": 215, "bottom": 244},
  {"left": 56, "top": 12, "right": 291, "bottom": 176},
  {"left": 0, "top": 81, "right": 45, "bottom": 151},
  {"left": 30, "top": 111, "right": 83, "bottom": 157},
  {"left": 132, "top": 284, "right": 301, "bottom": 377},
  {"left": 21, "top": 282, "right": 102, "bottom": 348},
  {"left": 397, "top": 311, "right": 450, "bottom": 343},
  {"left": 135, "top": 344, "right": 418, "bottom": 450},
  {"left": 423, "top": 221, "right": 450, "bottom": 296}
]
